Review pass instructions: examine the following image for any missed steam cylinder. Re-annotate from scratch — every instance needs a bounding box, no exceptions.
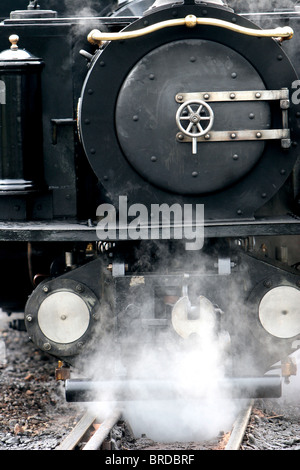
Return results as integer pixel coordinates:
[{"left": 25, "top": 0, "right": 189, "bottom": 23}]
[{"left": 0, "top": 35, "right": 44, "bottom": 193}]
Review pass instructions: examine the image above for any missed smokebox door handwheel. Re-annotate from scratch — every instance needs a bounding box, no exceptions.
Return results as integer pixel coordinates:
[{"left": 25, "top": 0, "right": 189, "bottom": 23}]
[{"left": 175, "top": 99, "right": 215, "bottom": 155}]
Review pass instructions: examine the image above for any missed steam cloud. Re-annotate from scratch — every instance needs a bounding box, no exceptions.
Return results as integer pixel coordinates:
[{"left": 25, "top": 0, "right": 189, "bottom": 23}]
[
  {"left": 79, "top": 246, "right": 246, "bottom": 443},
  {"left": 77, "top": 240, "right": 300, "bottom": 443},
  {"left": 85, "top": 325, "right": 240, "bottom": 442}
]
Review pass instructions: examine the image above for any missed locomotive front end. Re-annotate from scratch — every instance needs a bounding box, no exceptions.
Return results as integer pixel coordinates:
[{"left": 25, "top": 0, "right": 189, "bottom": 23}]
[
  {"left": 78, "top": 0, "right": 298, "bottom": 220},
  {"left": 0, "top": 0, "right": 299, "bottom": 404}
]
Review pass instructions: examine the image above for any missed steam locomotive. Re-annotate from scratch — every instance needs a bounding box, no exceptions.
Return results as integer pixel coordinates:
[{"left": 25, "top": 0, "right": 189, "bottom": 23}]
[{"left": 0, "top": 0, "right": 300, "bottom": 400}]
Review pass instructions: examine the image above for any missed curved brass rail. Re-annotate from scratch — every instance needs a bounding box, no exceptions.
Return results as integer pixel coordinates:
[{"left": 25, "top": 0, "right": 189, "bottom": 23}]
[{"left": 88, "top": 14, "right": 294, "bottom": 46}]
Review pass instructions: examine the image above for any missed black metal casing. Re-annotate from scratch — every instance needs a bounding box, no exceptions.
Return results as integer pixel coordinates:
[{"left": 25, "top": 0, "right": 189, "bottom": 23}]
[
  {"left": 0, "top": 1, "right": 299, "bottom": 386},
  {"left": 0, "top": 42, "right": 44, "bottom": 195},
  {"left": 79, "top": 3, "right": 300, "bottom": 221},
  {"left": 0, "top": 2, "right": 297, "bottom": 231},
  {"left": 0, "top": 2, "right": 297, "bottom": 234}
]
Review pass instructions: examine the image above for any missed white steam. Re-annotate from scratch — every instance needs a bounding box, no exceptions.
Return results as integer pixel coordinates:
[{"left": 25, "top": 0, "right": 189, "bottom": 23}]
[
  {"left": 121, "top": 333, "right": 239, "bottom": 442},
  {"left": 83, "top": 292, "right": 241, "bottom": 442}
]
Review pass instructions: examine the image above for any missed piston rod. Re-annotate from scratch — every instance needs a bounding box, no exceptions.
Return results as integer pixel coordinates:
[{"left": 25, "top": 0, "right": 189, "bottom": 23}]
[{"left": 65, "top": 376, "right": 282, "bottom": 402}]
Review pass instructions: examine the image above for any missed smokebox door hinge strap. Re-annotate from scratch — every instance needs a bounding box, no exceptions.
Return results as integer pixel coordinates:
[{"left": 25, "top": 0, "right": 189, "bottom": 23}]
[{"left": 175, "top": 88, "right": 291, "bottom": 154}]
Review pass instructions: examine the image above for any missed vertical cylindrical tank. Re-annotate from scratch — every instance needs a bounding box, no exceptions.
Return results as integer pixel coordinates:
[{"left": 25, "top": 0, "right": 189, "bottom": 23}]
[{"left": 0, "top": 34, "right": 44, "bottom": 193}]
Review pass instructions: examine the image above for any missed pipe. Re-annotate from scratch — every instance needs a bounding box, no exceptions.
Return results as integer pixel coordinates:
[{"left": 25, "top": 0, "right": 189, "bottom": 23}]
[
  {"left": 65, "top": 376, "right": 282, "bottom": 402},
  {"left": 87, "top": 16, "right": 293, "bottom": 46}
]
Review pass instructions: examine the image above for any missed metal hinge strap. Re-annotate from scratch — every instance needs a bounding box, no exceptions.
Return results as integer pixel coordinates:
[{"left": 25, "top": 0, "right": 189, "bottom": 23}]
[
  {"left": 175, "top": 88, "right": 291, "bottom": 152},
  {"left": 176, "top": 128, "right": 290, "bottom": 144},
  {"left": 175, "top": 89, "right": 290, "bottom": 104}
]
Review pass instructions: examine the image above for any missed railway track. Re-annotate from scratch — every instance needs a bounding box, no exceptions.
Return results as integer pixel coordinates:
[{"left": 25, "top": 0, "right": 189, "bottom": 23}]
[
  {"left": 224, "top": 400, "right": 254, "bottom": 450},
  {"left": 56, "top": 401, "right": 254, "bottom": 451},
  {"left": 1, "top": 315, "right": 300, "bottom": 451},
  {"left": 56, "top": 409, "right": 122, "bottom": 450}
]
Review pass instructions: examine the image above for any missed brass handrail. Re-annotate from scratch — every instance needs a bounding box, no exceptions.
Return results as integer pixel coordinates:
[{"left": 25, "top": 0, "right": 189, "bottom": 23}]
[{"left": 88, "top": 14, "right": 294, "bottom": 45}]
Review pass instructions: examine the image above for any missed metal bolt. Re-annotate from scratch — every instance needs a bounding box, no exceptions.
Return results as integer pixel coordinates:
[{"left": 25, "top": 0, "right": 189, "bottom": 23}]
[
  {"left": 76, "top": 284, "right": 84, "bottom": 293},
  {"left": 43, "top": 285, "right": 49, "bottom": 293},
  {"left": 203, "top": 93, "right": 210, "bottom": 100},
  {"left": 185, "top": 14, "right": 197, "bottom": 28},
  {"left": 204, "top": 134, "right": 210, "bottom": 140},
  {"left": 177, "top": 95, "right": 183, "bottom": 102},
  {"left": 256, "top": 132, "right": 262, "bottom": 138},
  {"left": 280, "top": 99, "right": 290, "bottom": 110},
  {"left": 231, "top": 133, "right": 237, "bottom": 139},
  {"left": 230, "top": 93, "right": 236, "bottom": 99},
  {"left": 255, "top": 92, "right": 261, "bottom": 99},
  {"left": 26, "top": 315, "right": 33, "bottom": 322},
  {"left": 43, "top": 343, "right": 51, "bottom": 351}
]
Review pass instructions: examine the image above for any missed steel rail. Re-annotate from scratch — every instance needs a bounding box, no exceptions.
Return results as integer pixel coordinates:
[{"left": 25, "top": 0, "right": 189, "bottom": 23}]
[
  {"left": 55, "top": 411, "right": 98, "bottom": 450},
  {"left": 82, "top": 409, "right": 122, "bottom": 451},
  {"left": 56, "top": 409, "right": 122, "bottom": 450},
  {"left": 225, "top": 400, "right": 254, "bottom": 450}
]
